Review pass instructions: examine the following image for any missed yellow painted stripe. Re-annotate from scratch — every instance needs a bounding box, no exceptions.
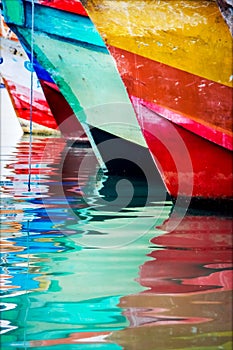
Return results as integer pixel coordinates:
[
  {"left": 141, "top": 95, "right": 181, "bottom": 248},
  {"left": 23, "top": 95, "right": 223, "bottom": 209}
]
[{"left": 85, "top": 0, "right": 233, "bottom": 87}]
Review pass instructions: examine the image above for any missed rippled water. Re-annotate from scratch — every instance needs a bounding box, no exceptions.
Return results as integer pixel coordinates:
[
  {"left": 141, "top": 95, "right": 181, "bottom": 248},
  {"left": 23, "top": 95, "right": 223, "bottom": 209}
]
[{"left": 0, "top": 134, "right": 232, "bottom": 350}]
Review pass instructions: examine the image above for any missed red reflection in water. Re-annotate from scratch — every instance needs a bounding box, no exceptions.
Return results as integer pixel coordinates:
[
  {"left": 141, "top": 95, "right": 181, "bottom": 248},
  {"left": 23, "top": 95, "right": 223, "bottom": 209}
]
[
  {"left": 139, "top": 214, "right": 232, "bottom": 294},
  {"left": 114, "top": 212, "right": 232, "bottom": 349}
]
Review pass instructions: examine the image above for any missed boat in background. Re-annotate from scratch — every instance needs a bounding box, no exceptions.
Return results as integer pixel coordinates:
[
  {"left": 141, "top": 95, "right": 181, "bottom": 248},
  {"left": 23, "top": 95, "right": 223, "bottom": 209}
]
[
  {"left": 1, "top": 16, "right": 88, "bottom": 141},
  {"left": 2, "top": 0, "right": 232, "bottom": 208},
  {"left": 0, "top": 17, "right": 60, "bottom": 135},
  {"left": 0, "top": 78, "right": 23, "bottom": 144}
]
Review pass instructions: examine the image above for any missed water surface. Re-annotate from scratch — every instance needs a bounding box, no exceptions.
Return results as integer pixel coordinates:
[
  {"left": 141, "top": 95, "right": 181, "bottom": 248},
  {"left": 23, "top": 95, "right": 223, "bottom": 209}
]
[{"left": 0, "top": 135, "right": 232, "bottom": 349}]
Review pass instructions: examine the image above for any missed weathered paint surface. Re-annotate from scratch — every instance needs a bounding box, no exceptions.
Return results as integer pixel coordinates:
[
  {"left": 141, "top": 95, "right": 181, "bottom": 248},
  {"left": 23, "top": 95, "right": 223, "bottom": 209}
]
[
  {"left": 80, "top": 0, "right": 233, "bottom": 198},
  {"left": 132, "top": 97, "right": 232, "bottom": 198},
  {"left": 81, "top": 0, "right": 233, "bottom": 148},
  {"left": 11, "top": 21, "right": 147, "bottom": 147},
  {"left": 0, "top": 16, "right": 18, "bottom": 40},
  {"left": 108, "top": 46, "right": 232, "bottom": 150},
  {"left": 21, "top": 41, "right": 88, "bottom": 140},
  {"left": 2, "top": 0, "right": 24, "bottom": 25},
  {"left": 24, "top": 2, "right": 105, "bottom": 47},
  {"left": 83, "top": 0, "right": 233, "bottom": 87}
]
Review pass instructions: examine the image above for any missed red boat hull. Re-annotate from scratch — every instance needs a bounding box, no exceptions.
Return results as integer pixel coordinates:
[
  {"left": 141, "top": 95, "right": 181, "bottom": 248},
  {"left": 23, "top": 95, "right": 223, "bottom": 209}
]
[
  {"left": 3, "top": 78, "right": 59, "bottom": 133},
  {"left": 109, "top": 46, "right": 232, "bottom": 151},
  {"left": 39, "top": 80, "right": 88, "bottom": 142},
  {"left": 107, "top": 46, "right": 233, "bottom": 200},
  {"left": 132, "top": 98, "right": 233, "bottom": 200}
]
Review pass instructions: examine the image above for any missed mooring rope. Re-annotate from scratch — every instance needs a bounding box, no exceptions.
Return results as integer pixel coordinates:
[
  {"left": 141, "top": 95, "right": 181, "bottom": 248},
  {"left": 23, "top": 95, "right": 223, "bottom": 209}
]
[{"left": 28, "top": 0, "right": 35, "bottom": 192}]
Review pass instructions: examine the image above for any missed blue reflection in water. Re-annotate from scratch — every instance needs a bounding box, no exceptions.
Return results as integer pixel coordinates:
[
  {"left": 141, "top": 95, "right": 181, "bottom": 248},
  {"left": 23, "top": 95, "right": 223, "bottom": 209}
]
[
  {"left": 0, "top": 136, "right": 232, "bottom": 350},
  {"left": 0, "top": 135, "right": 170, "bottom": 349}
]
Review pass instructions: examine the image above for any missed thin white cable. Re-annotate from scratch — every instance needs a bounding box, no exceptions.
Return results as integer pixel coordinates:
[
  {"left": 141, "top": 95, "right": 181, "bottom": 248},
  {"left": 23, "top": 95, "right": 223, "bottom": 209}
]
[
  {"left": 24, "top": 3, "right": 35, "bottom": 349},
  {"left": 28, "top": 0, "right": 35, "bottom": 192}
]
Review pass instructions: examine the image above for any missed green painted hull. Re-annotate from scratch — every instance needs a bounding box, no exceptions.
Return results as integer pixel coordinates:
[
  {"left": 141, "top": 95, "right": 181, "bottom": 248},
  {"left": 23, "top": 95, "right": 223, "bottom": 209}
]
[{"left": 3, "top": 0, "right": 147, "bottom": 148}]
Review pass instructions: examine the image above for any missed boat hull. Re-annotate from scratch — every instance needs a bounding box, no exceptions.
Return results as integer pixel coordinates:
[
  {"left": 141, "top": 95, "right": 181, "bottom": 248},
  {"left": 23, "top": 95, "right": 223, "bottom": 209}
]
[
  {"left": 2, "top": 0, "right": 232, "bottom": 204},
  {"left": 2, "top": 78, "right": 59, "bottom": 135},
  {"left": 0, "top": 20, "right": 59, "bottom": 135},
  {"left": 39, "top": 79, "right": 89, "bottom": 142},
  {"left": 81, "top": 0, "right": 233, "bottom": 201},
  {"left": 132, "top": 98, "right": 233, "bottom": 201}
]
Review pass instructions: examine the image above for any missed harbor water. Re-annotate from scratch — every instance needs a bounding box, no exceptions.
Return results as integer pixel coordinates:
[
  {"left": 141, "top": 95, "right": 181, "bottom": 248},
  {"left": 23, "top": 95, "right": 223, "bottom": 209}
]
[{"left": 0, "top": 127, "right": 232, "bottom": 348}]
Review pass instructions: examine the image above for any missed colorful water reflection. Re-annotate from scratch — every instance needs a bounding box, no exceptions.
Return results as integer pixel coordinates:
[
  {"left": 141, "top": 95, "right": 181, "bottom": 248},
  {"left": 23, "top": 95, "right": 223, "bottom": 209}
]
[{"left": 0, "top": 135, "right": 232, "bottom": 349}]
